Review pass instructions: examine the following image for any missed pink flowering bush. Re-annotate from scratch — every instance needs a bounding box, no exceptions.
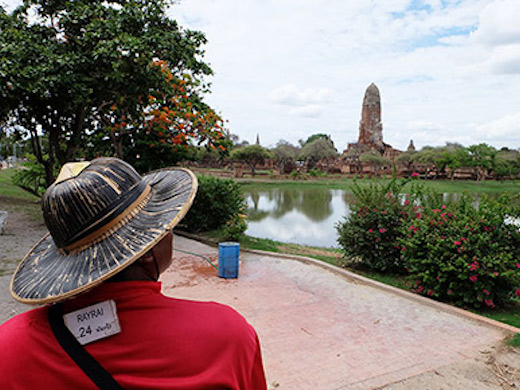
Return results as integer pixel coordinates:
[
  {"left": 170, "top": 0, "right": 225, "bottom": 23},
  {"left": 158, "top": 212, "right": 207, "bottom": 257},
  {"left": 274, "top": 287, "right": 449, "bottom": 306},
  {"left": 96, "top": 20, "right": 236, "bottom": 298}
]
[
  {"left": 400, "top": 194, "right": 520, "bottom": 309},
  {"left": 336, "top": 178, "right": 428, "bottom": 272}
]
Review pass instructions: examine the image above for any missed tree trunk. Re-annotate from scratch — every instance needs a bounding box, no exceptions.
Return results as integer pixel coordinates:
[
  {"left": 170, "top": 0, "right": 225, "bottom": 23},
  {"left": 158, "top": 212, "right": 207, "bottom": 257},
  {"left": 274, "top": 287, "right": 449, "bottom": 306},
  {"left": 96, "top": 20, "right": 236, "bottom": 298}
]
[
  {"left": 28, "top": 126, "right": 55, "bottom": 186},
  {"left": 43, "top": 159, "right": 55, "bottom": 187},
  {"left": 65, "top": 106, "right": 86, "bottom": 162},
  {"left": 29, "top": 128, "right": 43, "bottom": 163},
  {"left": 110, "top": 130, "right": 124, "bottom": 159}
]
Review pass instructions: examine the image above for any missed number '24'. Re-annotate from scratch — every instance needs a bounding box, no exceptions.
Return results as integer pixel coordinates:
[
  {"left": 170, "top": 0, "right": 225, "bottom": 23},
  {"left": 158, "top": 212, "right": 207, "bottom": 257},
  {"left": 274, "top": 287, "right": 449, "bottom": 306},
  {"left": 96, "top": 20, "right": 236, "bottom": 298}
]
[{"left": 79, "top": 326, "right": 92, "bottom": 338}]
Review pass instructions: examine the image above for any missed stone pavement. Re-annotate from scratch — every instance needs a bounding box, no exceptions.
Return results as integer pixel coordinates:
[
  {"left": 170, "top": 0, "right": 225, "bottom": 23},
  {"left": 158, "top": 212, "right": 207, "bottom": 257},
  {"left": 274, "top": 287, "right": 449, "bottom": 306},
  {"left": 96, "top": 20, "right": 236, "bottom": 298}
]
[{"left": 165, "top": 235, "right": 518, "bottom": 390}]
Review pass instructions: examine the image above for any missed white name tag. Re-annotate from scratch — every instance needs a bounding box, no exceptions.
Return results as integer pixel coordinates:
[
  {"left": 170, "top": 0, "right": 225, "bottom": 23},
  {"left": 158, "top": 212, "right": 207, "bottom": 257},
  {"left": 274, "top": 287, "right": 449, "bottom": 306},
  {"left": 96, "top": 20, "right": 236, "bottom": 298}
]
[{"left": 63, "top": 300, "right": 121, "bottom": 345}]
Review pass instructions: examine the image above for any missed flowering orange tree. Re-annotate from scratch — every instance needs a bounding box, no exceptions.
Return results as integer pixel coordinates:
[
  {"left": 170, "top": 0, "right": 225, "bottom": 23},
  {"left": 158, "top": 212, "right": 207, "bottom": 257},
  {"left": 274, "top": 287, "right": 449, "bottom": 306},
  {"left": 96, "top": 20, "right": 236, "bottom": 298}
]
[
  {"left": 1, "top": 0, "right": 228, "bottom": 184},
  {"left": 94, "top": 60, "right": 230, "bottom": 171}
]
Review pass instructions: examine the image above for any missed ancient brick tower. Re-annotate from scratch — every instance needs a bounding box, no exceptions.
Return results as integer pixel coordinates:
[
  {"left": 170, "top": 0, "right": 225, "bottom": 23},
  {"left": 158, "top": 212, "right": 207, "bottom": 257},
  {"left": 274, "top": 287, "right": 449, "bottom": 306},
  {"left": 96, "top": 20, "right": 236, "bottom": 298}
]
[
  {"left": 343, "top": 83, "right": 401, "bottom": 160},
  {"left": 358, "top": 83, "right": 384, "bottom": 153}
]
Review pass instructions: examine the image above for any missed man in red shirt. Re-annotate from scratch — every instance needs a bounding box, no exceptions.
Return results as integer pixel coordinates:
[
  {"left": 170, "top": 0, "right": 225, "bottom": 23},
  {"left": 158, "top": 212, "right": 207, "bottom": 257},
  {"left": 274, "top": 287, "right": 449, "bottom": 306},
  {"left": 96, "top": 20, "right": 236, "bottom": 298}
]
[{"left": 0, "top": 158, "right": 267, "bottom": 389}]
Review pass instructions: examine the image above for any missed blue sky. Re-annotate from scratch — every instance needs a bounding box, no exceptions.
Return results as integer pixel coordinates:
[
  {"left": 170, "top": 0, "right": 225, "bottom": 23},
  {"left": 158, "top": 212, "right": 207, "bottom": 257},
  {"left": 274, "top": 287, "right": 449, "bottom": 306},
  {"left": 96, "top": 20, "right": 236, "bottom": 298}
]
[{"left": 3, "top": 0, "right": 520, "bottom": 152}]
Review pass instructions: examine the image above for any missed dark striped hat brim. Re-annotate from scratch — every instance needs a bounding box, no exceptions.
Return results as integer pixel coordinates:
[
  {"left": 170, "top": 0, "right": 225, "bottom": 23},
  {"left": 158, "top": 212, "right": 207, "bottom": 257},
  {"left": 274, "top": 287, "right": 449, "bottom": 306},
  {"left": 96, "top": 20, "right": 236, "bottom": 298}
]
[{"left": 10, "top": 168, "right": 197, "bottom": 304}]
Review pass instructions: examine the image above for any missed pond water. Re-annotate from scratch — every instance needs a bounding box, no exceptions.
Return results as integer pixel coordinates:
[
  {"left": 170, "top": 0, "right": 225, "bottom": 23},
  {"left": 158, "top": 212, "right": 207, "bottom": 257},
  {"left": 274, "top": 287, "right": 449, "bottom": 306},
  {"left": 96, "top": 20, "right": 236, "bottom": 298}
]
[
  {"left": 243, "top": 188, "right": 496, "bottom": 248},
  {"left": 244, "top": 188, "right": 353, "bottom": 248}
]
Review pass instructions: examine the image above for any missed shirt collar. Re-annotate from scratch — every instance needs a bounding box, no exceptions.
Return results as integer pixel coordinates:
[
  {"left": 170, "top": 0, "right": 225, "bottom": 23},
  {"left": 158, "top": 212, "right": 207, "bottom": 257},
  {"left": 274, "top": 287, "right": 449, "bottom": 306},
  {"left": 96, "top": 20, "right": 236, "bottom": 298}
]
[{"left": 62, "top": 281, "right": 161, "bottom": 312}]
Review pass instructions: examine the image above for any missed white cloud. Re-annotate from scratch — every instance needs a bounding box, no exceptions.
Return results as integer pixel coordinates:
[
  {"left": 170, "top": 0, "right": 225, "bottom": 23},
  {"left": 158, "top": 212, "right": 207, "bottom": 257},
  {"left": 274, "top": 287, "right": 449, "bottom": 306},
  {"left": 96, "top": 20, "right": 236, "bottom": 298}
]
[
  {"left": 266, "top": 84, "right": 333, "bottom": 118},
  {"left": 392, "top": 112, "right": 520, "bottom": 150},
  {"left": 489, "top": 44, "right": 520, "bottom": 74},
  {"left": 269, "top": 84, "right": 333, "bottom": 107},
  {"left": 467, "top": 0, "right": 520, "bottom": 75},
  {"left": 3, "top": 0, "right": 520, "bottom": 150},
  {"left": 471, "top": 0, "right": 520, "bottom": 45},
  {"left": 473, "top": 112, "right": 520, "bottom": 142},
  {"left": 289, "top": 105, "right": 322, "bottom": 118}
]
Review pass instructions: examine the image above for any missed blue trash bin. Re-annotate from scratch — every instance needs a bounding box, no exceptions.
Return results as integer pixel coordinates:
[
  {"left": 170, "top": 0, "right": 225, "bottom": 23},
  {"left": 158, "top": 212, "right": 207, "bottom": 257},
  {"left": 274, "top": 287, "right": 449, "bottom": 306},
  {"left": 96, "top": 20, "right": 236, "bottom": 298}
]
[{"left": 218, "top": 242, "right": 239, "bottom": 278}]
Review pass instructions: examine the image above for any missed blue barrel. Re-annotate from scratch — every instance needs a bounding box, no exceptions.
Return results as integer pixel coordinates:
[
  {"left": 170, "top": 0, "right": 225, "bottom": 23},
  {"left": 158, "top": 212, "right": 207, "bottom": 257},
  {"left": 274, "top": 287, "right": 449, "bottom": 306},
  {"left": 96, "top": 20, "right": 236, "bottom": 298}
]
[{"left": 218, "top": 242, "right": 240, "bottom": 279}]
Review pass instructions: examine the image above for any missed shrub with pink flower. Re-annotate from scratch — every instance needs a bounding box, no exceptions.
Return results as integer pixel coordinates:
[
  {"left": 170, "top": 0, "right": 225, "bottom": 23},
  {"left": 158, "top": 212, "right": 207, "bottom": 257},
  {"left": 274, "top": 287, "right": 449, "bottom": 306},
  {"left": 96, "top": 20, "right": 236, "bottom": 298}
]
[
  {"left": 400, "top": 194, "right": 520, "bottom": 309},
  {"left": 484, "top": 299, "right": 495, "bottom": 308},
  {"left": 336, "top": 177, "right": 421, "bottom": 273},
  {"left": 338, "top": 178, "right": 520, "bottom": 310}
]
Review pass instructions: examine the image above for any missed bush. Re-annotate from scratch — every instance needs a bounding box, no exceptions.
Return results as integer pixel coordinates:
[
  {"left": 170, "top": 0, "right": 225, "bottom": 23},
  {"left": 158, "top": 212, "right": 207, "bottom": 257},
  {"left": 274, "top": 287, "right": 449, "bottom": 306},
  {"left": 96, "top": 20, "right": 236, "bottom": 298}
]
[
  {"left": 289, "top": 170, "right": 301, "bottom": 179},
  {"left": 12, "top": 155, "right": 50, "bottom": 196},
  {"left": 401, "top": 194, "right": 520, "bottom": 309},
  {"left": 182, "top": 175, "right": 248, "bottom": 237},
  {"left": 336, "top": 178, "right": 424, "bottom": 273},
  {"left": 308, "top": 169, "right": 326, "bottom": 177},
  {"left": 222, "top": 214, "right": 248, "bottom": 241}
]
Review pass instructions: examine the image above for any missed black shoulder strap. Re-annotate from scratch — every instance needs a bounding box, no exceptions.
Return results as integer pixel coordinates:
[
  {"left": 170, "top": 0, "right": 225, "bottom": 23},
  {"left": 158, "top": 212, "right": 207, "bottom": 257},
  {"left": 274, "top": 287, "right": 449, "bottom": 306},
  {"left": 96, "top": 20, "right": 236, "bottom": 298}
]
[{"left": 48, "top": 303, "right": 125, "bottom": 390}]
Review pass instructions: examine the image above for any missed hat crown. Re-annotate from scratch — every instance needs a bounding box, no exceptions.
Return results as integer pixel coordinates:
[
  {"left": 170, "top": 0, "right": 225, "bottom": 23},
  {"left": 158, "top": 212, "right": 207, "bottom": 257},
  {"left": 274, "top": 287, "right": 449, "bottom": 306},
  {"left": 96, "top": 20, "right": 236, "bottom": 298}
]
[{"left": 42, "top": 158, "right": 142, "bottom": 249}]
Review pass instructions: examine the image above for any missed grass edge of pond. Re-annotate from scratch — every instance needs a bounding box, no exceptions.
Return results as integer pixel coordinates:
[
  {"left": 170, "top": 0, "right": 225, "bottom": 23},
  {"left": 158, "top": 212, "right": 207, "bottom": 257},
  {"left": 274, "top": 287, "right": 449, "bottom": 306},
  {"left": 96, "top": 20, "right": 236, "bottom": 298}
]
[
  {"left": 507, "top": 334, "right": 520, "bottom": 347},
  {"left": 238, "top": 176, "right": 520, "bottom": 194}
]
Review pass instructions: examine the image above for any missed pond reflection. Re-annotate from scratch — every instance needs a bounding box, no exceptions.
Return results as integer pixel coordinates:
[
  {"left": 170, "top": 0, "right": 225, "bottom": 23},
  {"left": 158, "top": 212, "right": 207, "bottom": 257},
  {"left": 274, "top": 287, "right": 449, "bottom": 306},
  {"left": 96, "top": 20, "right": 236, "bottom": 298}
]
[
  {"left": 244, "top": 188, "right": 350, "bottom": 248},
  {"left": 244, "top": 188, "right": 494, "bottom": 248}
]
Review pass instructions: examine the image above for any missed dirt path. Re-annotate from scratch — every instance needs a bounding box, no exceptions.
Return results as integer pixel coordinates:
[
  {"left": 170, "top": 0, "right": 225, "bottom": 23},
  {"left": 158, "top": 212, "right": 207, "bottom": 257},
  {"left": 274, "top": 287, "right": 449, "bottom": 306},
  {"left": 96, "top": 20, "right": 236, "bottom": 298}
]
[{"left": 0, "top": 197, "right": 46, "bottom": 322}]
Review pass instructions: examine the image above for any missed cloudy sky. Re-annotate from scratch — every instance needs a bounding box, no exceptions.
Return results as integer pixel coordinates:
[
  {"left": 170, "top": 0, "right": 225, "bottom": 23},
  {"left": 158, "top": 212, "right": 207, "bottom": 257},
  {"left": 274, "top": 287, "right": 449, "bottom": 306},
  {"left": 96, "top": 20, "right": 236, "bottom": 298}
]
[{"left": 4, "top": 0, "right": 520, "bottom": 151}]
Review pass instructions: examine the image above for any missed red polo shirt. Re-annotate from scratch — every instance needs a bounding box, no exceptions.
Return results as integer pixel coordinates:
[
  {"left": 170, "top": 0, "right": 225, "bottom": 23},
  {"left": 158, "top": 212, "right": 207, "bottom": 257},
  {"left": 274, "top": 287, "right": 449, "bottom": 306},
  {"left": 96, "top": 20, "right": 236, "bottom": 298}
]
[{"left": 0, "top": 281, "right": 267, "bottom": 389}]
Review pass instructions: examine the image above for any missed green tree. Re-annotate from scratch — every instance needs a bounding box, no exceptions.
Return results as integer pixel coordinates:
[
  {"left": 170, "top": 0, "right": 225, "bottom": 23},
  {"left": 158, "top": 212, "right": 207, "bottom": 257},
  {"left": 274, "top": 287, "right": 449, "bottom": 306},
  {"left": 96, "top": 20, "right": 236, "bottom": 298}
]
[
  {"left": 359, "top": 150, "right": 390, "bottom": 176},
  {"left": 412, "top": 146, "right": 453, "bottom": 179},
  {"left": 435, "top": 143, "right": 471, "bottom": 180},
  {"left": 298, "top": 137, "right": 337, "bottom": 170},
  {"left": 395, "top": 150, "right": 417, "bottom": 171},
  {"left": 271, "top": 140, "right": 299, "bottom": 174},
  {"left": 0, "top": 129, "right": 27, "bottom": 160},
  {"left": 494, "top": 148, "right": 520, "bottom": 179},
  {"left": 299, "top": 133, "right": 331, "bottom": 147},
  {"left": 467, "top": 143, "right": 497, "bottom": 181},
  {"left": 230, "top": 145, "right": 272, "bottom": 176},
  {"left": 1, "top": 0, "right": 224, "bottom": 185}
]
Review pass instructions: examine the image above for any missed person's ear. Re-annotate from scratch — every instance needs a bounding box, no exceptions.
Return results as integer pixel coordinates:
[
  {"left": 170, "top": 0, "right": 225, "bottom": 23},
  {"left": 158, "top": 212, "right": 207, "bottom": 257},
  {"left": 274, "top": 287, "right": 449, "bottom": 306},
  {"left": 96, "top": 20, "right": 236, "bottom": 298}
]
[
  {"left": 150, "top": 231, "right": 174, "bottom": 274},
  {"left": 137, "top": 250, "right": 155, "bottom": 266}
]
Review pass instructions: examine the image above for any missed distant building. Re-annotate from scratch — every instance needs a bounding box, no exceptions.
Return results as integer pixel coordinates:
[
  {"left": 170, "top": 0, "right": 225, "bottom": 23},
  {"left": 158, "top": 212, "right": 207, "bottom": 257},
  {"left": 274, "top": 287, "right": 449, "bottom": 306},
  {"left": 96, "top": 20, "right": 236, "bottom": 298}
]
[{"left": 344, "top": 83, "right": 401, "bottom": 159}]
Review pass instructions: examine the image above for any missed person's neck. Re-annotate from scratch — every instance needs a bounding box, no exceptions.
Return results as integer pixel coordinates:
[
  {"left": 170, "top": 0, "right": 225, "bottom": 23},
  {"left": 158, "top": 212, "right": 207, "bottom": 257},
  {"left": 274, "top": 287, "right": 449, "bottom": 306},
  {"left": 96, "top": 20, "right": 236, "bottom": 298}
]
[{"left": 107, "top": 264, "right": 158, "bottom": 282}]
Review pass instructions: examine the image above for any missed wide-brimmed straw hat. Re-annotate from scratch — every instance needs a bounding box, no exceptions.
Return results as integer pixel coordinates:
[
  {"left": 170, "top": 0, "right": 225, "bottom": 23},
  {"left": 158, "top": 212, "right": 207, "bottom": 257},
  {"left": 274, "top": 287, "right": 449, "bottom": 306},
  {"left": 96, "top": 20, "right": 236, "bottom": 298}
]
[{"left": 10, "top": 157, "right": 197, "bottom": 305}]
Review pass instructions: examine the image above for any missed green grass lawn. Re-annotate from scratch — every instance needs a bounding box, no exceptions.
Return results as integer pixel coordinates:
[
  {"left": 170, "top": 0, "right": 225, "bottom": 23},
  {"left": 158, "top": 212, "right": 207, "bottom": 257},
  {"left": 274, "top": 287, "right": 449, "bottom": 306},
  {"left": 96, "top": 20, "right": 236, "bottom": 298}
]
[
  {"left": 239, "top": 176, "right": 520, "bottom": 195},
  {"left": 475, "top": 305, "right": 520, "bottom": 347},
  {"left": 477, "top": 305, "right": 520, "bottom": 328},
  {"left": 196, "top": 230, "right": 344, "bottom": 267},
  {"left": 0, "top": 169, "right": 42, "bottom": 221},
  {"left": 0, "top": 169, "right": 40, "bottom": 201}
]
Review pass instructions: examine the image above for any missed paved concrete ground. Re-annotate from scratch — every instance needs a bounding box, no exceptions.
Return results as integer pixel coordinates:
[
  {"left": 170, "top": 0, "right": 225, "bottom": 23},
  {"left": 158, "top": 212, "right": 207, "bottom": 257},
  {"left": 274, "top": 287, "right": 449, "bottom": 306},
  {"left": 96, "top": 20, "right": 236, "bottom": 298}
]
[
  {"left": 2, "top": 222, "right": 519, "bottom": 389},
  {"left": 166, "top": 235, "right": 518, "bottom": 390}
]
